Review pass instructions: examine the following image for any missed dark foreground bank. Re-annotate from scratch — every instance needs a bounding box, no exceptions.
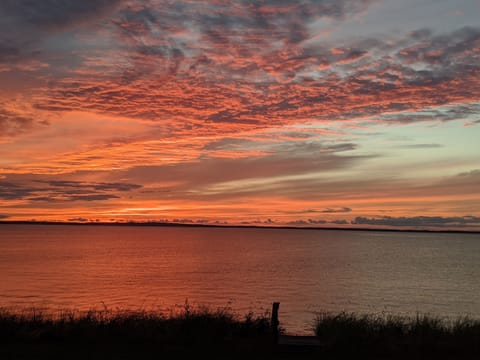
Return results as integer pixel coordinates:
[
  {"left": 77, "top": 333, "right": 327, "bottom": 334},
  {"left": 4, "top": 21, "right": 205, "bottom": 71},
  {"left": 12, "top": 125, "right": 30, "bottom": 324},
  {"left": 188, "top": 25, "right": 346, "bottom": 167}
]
[{"left": 1, "top": 307, "right": 479, "bottom": 359}]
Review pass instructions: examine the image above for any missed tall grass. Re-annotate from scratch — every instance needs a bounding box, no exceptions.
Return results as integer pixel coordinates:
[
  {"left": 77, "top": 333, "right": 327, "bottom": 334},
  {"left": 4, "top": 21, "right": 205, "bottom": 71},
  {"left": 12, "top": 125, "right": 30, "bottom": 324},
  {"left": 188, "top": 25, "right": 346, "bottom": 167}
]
[
  {"left": 314, "top": 311, "right": 480, "bottom": 358},
  {"left": 0, "top": 305, "right": 272, "bottom": 341},
  {"left": 0, "top": 305, "right": 274, "bottom": 359},
  {"left": 2, "top": 307, "right": 479, "bottom": 359}
]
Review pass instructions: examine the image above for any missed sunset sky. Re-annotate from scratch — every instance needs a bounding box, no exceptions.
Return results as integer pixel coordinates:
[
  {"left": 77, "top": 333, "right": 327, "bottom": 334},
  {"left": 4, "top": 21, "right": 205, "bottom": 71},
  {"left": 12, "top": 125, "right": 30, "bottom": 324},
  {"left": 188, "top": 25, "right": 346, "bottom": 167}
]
[{"left": 1, "top": 0, "right": 479, "bottom": 230}]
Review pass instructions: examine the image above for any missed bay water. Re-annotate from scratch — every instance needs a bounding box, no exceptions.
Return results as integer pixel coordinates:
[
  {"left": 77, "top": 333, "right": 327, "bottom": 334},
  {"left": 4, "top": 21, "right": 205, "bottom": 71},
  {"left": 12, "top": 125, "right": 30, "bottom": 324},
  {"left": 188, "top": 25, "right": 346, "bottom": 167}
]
[{"left": 1, "top": 224, "right": 479, "bottom": 334}]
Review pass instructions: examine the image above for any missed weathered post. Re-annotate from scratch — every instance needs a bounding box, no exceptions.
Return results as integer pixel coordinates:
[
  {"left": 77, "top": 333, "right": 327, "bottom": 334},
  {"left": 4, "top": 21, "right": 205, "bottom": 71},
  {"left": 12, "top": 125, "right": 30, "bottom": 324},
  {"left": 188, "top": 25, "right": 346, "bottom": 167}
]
[{"left": 271, "top": 302, "right": 280, "bottom": 344}]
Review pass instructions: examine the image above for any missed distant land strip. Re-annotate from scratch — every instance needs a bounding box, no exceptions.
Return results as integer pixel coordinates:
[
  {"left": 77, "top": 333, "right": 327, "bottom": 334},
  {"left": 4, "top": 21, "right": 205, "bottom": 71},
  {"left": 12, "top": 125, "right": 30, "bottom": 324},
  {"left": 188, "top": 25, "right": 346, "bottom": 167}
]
[{"left": 1, "top": 220, "right": 479, "bottom": 234}]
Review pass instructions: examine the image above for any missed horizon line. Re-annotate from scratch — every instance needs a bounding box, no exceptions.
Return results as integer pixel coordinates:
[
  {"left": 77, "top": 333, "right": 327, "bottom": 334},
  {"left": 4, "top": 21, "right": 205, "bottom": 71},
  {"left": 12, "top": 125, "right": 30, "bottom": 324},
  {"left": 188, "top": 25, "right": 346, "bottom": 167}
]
[{"left": 1, "top": 220, "right": 479, "bottom": 235}]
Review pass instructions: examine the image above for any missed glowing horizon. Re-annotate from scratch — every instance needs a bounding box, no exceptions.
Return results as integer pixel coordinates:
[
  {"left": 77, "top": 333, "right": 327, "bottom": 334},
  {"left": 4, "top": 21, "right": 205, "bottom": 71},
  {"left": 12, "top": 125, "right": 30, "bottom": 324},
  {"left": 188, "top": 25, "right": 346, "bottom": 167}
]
[{"left": 1, "top": 0, "right": 480, "bottom": 230}]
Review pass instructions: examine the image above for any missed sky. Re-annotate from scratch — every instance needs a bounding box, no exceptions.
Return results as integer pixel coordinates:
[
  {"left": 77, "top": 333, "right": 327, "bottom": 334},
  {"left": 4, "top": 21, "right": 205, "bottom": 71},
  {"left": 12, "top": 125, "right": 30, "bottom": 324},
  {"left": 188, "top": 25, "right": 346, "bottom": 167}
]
[{"left": 0, "top": 0, "right": 479, "bottom": 231}]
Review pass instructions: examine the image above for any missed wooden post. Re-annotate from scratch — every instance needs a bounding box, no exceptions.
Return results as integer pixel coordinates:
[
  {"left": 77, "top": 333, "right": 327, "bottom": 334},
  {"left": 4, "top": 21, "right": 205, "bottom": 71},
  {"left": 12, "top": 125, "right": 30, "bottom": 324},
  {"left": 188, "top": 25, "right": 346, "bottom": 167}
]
[{"left": 271, "top": 302, "right": 280, "bottom": 344}]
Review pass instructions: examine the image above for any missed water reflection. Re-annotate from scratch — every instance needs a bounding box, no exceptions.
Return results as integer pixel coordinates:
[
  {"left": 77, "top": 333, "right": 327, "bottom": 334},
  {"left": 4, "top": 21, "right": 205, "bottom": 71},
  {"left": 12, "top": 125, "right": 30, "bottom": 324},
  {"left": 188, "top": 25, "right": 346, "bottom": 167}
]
[{"left": 0, "top": 224, "right": 479, "bottom": 334}]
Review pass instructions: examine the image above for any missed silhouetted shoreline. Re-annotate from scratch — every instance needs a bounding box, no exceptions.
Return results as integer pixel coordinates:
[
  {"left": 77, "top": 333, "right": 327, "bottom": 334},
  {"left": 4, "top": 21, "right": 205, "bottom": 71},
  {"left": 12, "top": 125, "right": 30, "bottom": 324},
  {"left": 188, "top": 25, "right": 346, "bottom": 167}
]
[
  {"left": 1, "top": 220, "right": 479, "bottom": 234},
  {"left": 1, "top": 307, "right": 479, "bottom": 359}
]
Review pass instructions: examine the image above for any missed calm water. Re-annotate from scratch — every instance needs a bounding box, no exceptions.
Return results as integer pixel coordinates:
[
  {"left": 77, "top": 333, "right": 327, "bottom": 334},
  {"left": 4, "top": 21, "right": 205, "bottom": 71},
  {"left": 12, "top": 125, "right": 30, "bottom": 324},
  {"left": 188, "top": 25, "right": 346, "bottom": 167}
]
[{"left": 1, "top": 224, "right": 479, "bottom": 334}]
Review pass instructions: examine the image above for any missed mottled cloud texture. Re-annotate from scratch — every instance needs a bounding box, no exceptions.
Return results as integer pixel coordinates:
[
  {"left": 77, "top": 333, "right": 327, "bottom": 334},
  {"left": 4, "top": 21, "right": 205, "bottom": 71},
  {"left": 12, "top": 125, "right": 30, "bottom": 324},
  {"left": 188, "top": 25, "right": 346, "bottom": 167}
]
[{"left": 0, "top": 0, "right": 479, "bottom": 229}]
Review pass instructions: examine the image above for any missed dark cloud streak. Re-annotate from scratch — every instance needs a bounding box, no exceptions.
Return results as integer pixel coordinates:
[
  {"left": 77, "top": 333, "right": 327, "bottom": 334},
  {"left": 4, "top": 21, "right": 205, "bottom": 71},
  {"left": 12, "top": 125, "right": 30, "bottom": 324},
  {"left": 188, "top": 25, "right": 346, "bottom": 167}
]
[
  {"left": 0, "top": 0, "right": 123, "bottom": 30},
  {"left": 321, "top": 207, "right": 352, "bottom": 213},
  {"left": 0, "top": 180, "right": 141, "bottom": 202},
  {"left": 352, "top": 216, "right": 480, "bottom": 228}
]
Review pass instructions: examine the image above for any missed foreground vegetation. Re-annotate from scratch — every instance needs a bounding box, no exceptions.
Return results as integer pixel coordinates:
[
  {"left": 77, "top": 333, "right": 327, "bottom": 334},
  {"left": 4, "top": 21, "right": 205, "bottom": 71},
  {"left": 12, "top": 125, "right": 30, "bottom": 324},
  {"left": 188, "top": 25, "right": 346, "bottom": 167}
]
[
  {"left": 0, "top": 305, "right": 278, "bottom": 359},
  {"left": 1, "top": 306, "right": 479, "bottom": 359},
  {"left": 314, "top": 312, "right": 480, "bottom": 359}
]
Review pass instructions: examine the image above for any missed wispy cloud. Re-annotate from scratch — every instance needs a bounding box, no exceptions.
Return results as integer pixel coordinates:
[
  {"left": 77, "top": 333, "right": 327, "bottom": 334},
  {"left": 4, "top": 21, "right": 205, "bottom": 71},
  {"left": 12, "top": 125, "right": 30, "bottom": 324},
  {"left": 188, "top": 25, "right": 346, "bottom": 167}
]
[
  {"left": 0, "top": 180, "right": 141, "bottom": 202},
  {"left": 321, "top": 207, "right": 352, "bottom": 213},
  {"left": 395, "top": 144, "right": 443, "bottom": 149},
  {"left": 0, "top": 0, "right": 122, "bottom": 30},
  {"left": 352, "top": 215, "right": 480, "bottom": 228}
]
